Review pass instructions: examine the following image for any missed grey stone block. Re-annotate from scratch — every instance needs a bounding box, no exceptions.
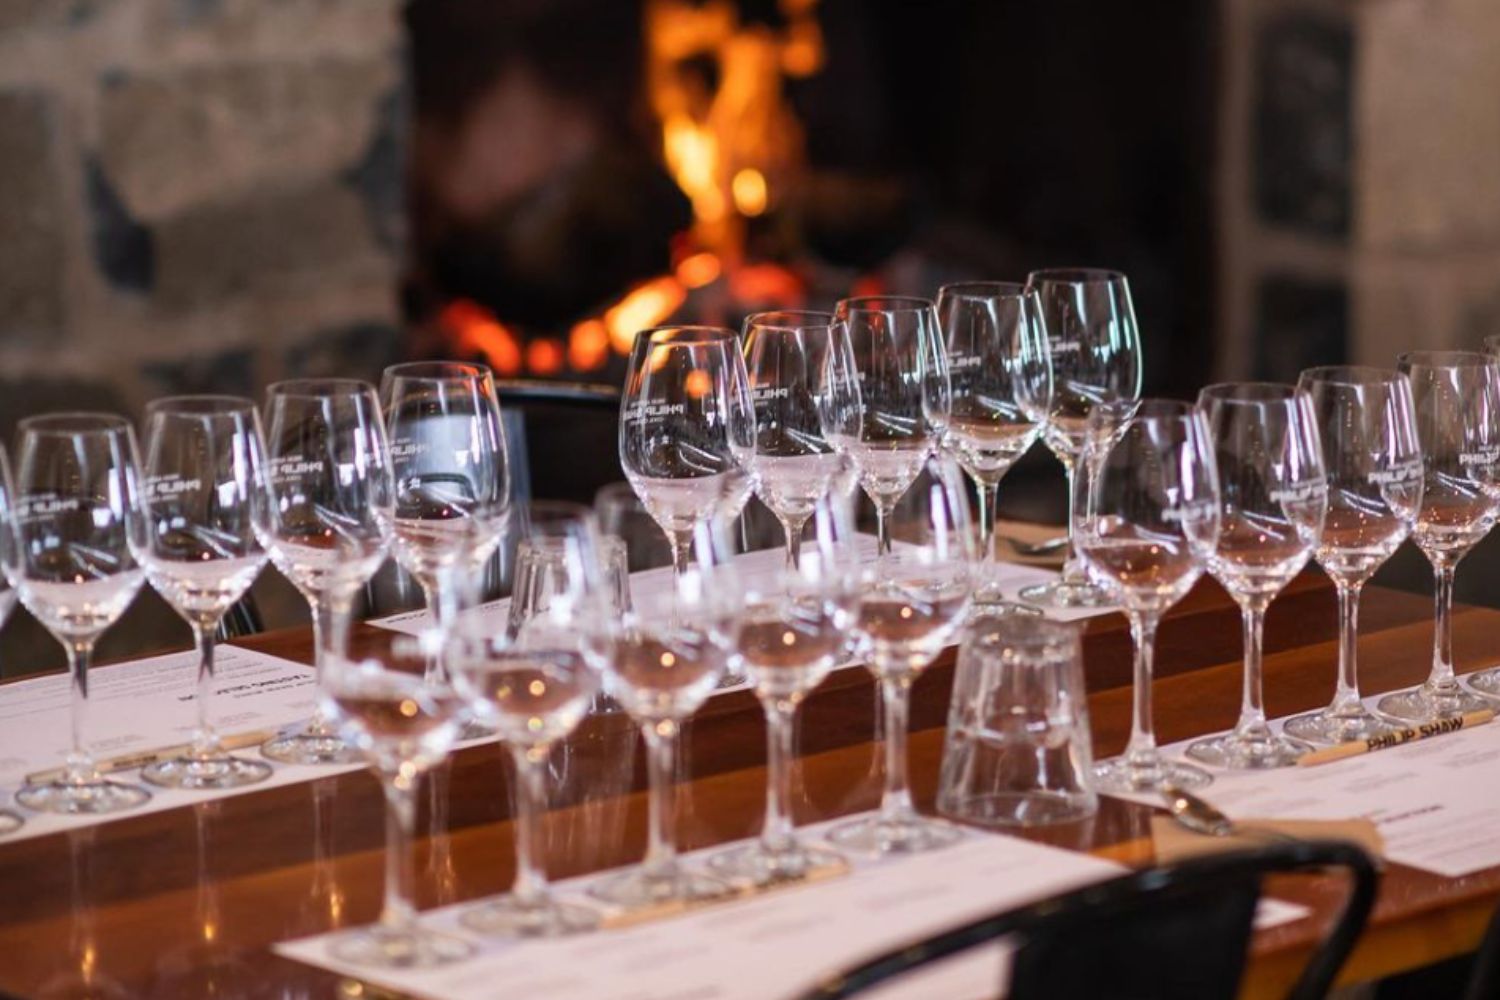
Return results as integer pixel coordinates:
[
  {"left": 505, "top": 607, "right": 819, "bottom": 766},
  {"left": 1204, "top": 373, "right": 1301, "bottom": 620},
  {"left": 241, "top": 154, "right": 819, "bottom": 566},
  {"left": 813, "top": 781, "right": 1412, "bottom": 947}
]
[{"left": 0, "top": 90, "right": 64, "bottom": 343}]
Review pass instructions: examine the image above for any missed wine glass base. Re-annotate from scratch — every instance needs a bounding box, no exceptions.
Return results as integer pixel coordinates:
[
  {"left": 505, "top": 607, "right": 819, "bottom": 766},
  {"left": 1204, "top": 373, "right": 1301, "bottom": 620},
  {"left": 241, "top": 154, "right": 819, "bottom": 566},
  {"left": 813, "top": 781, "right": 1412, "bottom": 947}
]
[
  {"left": 16, "top": 777, "right": 151, "bottom": 815},
  {"left": 587, "top": 865, "right": 733, "bottom": 909},
  {"left": 1377, "top": 685, "right": 1491, "bottom": 724},
  {"left": 141, "top": 753, "right": 274, "bottom": 790},
  {"left": 1464, "top": 668, "right": 1500, "bottom": 698},
  {"left": 967, "top": 594, "right": 1043, "bottom": 619},
  {"left": 1282, "top": 706, "right": 1397, "bottom": 745},
  {"left": 1017, "top": 578, "right": 1111, "bottom": 609},
  {"left": 1184, "top": 732, "right": 1311, "bottom": 770},
  {"left": 0, "top": 809, "right": 23, "bottom": 835},
  {"left": 1093, "top": 757, "right": 1211, "bottom": 795},
  {"left": 459, "top": 895, "right": 599, "bottom": 937},
  {"left": 260, "top": 730, "right": 361, "bottom": 766},
  {"left": 826, "top": 813, "right": 962, "bottom": 856},
  {"left": 328, "top": 925, "right": 474, "bottom": 969},
  {"left": 708, "top": 841, "right": 845, "bottom": 887}
]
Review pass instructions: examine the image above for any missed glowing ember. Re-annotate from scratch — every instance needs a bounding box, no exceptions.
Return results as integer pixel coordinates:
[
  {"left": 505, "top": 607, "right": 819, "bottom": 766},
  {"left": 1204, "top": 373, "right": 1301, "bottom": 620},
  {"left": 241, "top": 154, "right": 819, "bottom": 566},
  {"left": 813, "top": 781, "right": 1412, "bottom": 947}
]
[
  {"left": 731, "top": 168, "right": 768, "bottom": 216},
  {"left": 675, "top": 251, "right": 722, "bottom": 288},
  {"left": 526, "top": 337, "right": 565, "bottom": 376},
  {"left": 605, "top": 276, "right": 688, "bottom": 355},
  {"left": 439, "top": 300, "right": 522, "bottom": 376},
  {"left": 567, "top": 318, "right": 611, "bottom": 371}
]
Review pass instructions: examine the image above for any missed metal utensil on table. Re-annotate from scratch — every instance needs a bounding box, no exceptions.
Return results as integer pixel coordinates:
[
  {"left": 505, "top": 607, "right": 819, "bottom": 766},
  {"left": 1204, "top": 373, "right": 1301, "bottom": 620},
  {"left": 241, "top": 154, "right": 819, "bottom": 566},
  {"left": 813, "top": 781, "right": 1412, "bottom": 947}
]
[
  {"left": 1159, "top": 783, "right": 1302, "bottom": 845},
  {"left": 1009, "top": 535, "right": 1068, "bottom": 557}
]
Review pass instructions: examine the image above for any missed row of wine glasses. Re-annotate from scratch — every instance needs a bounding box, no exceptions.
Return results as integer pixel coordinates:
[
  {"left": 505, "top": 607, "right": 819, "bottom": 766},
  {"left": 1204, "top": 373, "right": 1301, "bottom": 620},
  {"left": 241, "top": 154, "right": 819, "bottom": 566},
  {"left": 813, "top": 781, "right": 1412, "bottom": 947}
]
[
  {"left": 1076, "top": 350, "right": 1500, "bottom": 793},
  {"left": 617, "top": 269, "right": 1143, "bottom": 620},
  {"left": 0, "top": 361, "right": 512, "bottom": 821}
]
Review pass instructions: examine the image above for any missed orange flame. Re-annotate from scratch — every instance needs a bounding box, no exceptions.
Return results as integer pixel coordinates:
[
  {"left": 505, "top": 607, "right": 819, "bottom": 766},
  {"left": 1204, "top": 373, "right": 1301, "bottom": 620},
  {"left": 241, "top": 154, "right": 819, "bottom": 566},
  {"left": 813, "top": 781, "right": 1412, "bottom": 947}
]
[
  {"left": 605, "top": 276, "right": 688, "bottom": 355},
  {"left": 439, "top": 300, "right": 522, "bottom": 376}
]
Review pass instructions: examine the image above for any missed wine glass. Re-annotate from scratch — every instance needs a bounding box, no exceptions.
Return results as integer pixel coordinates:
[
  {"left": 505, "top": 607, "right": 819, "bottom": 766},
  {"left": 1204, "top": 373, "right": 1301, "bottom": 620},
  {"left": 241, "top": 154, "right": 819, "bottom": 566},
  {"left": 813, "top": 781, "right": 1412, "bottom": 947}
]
[
  {"left": 1378, "top": 352, "right": 1500, "bottom": 721},
  {"left": 740, "top": 311, "right": 849, "bottom": 567},
  {"left": 1078, "top": 400, "right": 1220, "bottom": 793},
  {"left": 322, "top": 635, "right": 472, "bottom": 968},
  {"left": 378, "top": 362, "right": 510, "bottom": 675},
  {"left": 259, "top": 380, "right": 395, "bottom": 765},
  {"left": 0, "top": 448, "right": 18, "bottom": 832},
  {"left": 1187, "top": 384, "right": 1326, "bottom": 769},
  {"left": 935, "top": 282, "right": 1053, "bottom": 605},
  {"left": 619, "top": 327, "right": 754, "bottom": 579},
  {"left": 451, "top": 502, "right": 607, "bottom": 935},
  {"left": 831, "top": 296, "right": 949, "bottom": 557},
  {"left": 589, "top": 518, "right": 742, "bottom": 907},
  {"left": 7, "top": 413, "right": 150, "bottom": 814},
  {"left": 1284, "top": 368, "right": 1422, "bottom": 742},
  {"left": 828, "top": 454, "right": 974, "bottom": 854},
  {"left": 1018, "top": 268, "right": 1143, "bottom": 608},
  {"left": 710, "top": 493, "right": 861, "bottom": 884},
  {"left": 138, "top": 397, "right": 274, "bottom": 789}
]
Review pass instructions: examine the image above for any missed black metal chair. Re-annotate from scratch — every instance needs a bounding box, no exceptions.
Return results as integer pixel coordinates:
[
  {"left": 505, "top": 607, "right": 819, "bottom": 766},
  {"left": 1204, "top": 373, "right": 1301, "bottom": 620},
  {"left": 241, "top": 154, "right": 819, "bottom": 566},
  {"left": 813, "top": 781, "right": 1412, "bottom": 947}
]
[
  {"left": 493, "top": 378, "right": 621, "bottom": 507},
  {"left": 795, "top": 840, "right": 1379, "bottom": 1000},
  {"left": 1463, "top": 899, "right": 1500, "bottom": 1000}
]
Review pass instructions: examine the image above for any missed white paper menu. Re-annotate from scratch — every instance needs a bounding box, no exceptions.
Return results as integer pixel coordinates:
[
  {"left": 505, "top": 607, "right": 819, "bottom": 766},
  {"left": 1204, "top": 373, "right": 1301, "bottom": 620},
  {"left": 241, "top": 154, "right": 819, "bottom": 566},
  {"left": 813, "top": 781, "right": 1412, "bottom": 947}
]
[
  {"left": 0, "top": 646, "right": 374, "bottom": 844},
  {"left": 276, "top": 819, "right": 1304, "bottom": 1000},
  {"left": 1101, "top": 689, "right": 1500, "bottom": 878}
]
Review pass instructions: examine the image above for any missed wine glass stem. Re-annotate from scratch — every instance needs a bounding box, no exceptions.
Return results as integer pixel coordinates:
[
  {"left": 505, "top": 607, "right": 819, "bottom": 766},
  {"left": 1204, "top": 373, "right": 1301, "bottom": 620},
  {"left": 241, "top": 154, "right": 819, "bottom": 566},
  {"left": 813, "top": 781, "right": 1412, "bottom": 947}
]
[
  {"left": 760, "top": 699, "right": 798, "bottom": 854},
  {"left": 64, "top": 640, "right": 97, "bottom": 785},
  {"left": 419, "top": 578, "right": 453, "bottom": 684},
  {"left": 1430, "top": 562, "right": 1459, "bottom": 693},
  {"left": 1332, "top": 580, "right": 1364, "bottom": 711},
  {"left": 1059, "top": 459, "right": 1086, "bottom": 585},
  {"left": 668, "top": 531, "right": 693, "bottom": 581},
  {"left": 878, "top": 677, "right": 915, "bottom": 825},
  {"left": 1235, "top": 603, "right": 1271, "bottom": 739},
  {"left": 875, "top": 505, "right": 891, "bottom": 558},
  {"left": 509, "top": 744, "right": 552, "bottom": 908},
  {"left": 974, "top": 475, "right": 999, "bottom": 567},
  {"left": 641, "top": 720, "right": 681, "bottom": 883},
  {"left": 308, "top": 592, "right": 353, "bottom": 738},
  {"left": 1124, "top": 613, "right": 1160, "bottom": 770},
  {"left": 780, "top": 515, "right": 808, "bottom": 570},
  {"left": 190, "top": 622, "right": 222, "bottom": 758},
  {"left": 378, "top": 771, "right": 420, "bottom": 936}
]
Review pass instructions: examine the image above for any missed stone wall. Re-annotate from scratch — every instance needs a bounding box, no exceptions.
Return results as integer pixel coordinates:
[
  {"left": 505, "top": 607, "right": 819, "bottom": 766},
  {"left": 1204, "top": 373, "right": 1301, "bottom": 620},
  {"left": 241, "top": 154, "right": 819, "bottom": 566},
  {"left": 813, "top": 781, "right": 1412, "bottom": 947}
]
[
  {"left": 1217, "top": 0, "right": 1500, "bottom": 380},
  {"left": 0, "top": 0, "right": 406, "bottom": 429}
]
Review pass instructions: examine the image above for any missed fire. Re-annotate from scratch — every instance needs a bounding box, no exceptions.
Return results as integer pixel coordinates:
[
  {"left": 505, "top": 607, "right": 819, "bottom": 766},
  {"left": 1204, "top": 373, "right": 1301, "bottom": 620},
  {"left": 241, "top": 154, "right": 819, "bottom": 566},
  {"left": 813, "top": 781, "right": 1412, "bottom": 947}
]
[
  {"left": 604, "top": 276, "right": 688, "bottom": 355},
  {"left": 525, "top": 337, "right": 564, "bottom": 376},
  {"left": 567, "top": 318, "right": 610, "bottom": 371},
  {"left": 438, "top": 300, "right": 522, "bottom": 376}
]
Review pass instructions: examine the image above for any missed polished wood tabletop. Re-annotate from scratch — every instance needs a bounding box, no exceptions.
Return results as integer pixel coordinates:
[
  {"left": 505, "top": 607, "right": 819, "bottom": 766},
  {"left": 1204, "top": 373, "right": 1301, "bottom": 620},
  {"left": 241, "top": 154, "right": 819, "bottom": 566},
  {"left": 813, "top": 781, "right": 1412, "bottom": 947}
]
[{"left": 0, "top": 570, "right": 1495, "bottom": 999}]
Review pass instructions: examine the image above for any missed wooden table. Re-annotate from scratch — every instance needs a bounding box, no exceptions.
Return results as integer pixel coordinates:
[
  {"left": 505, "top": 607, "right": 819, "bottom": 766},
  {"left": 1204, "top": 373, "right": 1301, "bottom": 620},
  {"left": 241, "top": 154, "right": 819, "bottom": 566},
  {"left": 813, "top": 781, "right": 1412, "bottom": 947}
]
[{"left": 0, "top": 570, "right": 1495, "bottom": 999}]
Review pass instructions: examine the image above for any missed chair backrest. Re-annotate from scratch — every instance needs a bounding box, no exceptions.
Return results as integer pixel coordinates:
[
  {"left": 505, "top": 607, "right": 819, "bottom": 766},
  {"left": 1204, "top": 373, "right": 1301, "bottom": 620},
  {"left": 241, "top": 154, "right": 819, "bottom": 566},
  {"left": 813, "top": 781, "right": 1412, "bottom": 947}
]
[
  {"left": 796, "top": 840, "right": 1379, "bottom": 1000},
  {"left": 495, "top": 379, "right": 621, "bottom": 506},
  {"left": 1464, "top": 899, "right": 1500, "bottom": 1000}
]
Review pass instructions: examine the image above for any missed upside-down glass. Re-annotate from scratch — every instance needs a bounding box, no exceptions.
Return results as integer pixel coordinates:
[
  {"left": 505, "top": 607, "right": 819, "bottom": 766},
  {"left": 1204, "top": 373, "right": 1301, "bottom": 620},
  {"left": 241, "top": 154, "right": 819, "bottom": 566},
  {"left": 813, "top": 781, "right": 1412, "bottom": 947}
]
[
  {"left": 620, "top": 327, "right": 755, "bottom": 580},
  {"left": 1284, "top": 369, "right": 1422, "bottom": 743},
  {"left": 507, "top": 532, "right": 630, "bottom": 639},
  {"left": 830, "top": 296, "right": 950, "bottom": 558},
  {"left": 740, "top": 311, "right": 848, "bottom": 567},
  {"left": 1188, "top": 384, "right": 1326, "bottom": 769},
  {"left": 711, "top": 494, "right": 861, "bottom": 884},
  {"left": 935, "top": 282, "right": 1053, "bottom": 605},
  {"left": 260, "top": 380, "right": 395, "bottom": 765},
  {"left": 1076, "top": 400, "right": 1220, "bottom": 793},
  {"left": 139, "top": 397, "right": 273, "bottom": 789},
  {"left": 0, "top": 447, "right": 20, "bottom": 832},
  {"left": 829, "top": 455, "right": 974, "bottom": 854},
  {"left": 590, "top": 519, "right": 742, "bottom": 907},
  {"left": 323, "top": 637, "right": 472, "bottom": 968},
  {"left": 8, "top": 414, "right": 151, "bottom": 814},
  {"left": 454, "top": 503, "right": 607, "bottom": 935},
  {"left": 1378, "top": 352, "right": 1500, "bottom": 721},
  {"left": 1019, "top": 269, "right": 1143, "bottom": 609},
  {"left": 379, "top": 362, "right": 510, "bottom": 679}
]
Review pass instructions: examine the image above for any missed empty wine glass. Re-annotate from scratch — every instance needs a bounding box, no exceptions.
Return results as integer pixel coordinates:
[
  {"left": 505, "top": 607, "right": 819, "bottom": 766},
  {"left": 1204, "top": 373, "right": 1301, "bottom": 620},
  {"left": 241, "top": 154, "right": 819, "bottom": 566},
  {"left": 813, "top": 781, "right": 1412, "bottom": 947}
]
[
  {"left": 1378, "top": 352, "right": 1500, "bottom": 721},
  {"left": 590, "top": 518, "right": 742, "bottom": 907},
  {"left": 1019, "top": 269, "right": 1143, "bottom": 608},
  {"left": 259, "top": 380, "right": 395, "bottom": 765},
  {"left": 379, "top": 362, "right": 510, "bottom": 677},
  {"left": 829, "top": 455, "right": 974, "bottom": 854},
  {"left": 139, "top": 397, "right": 274, "bottom": 789},
  {"left": 832, "top": 296, "right": 950, "bottom": 557},
  {"left": 0, "top": 448, "right": 18, "bottom": 832},
  {"left": 741, "top": 311, "right": 848, "bottom": 567},
  {"left": 322, "top": 635, "right": 472, "bottom": 968},
  {"left": 1284, "top": 368, "right": 1422, "bottom": 743},
  {"left": 7, "top": 414, "right": 150, "bottom": 814},
  {"left": 1078, "top": 400, "right": 1220, "bottom": 793},
  {"left": 710, "top": 493, "right": 861, "bottom": 884},
  {"left": 935, "top": 282, "right": 1053, "bottom": 605},
  {"left": 620, "top": 327, "right": 754, "bottom": 579},
  {"left": 1188, "top": 384, "right": 1326, "bottom": 769}
]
